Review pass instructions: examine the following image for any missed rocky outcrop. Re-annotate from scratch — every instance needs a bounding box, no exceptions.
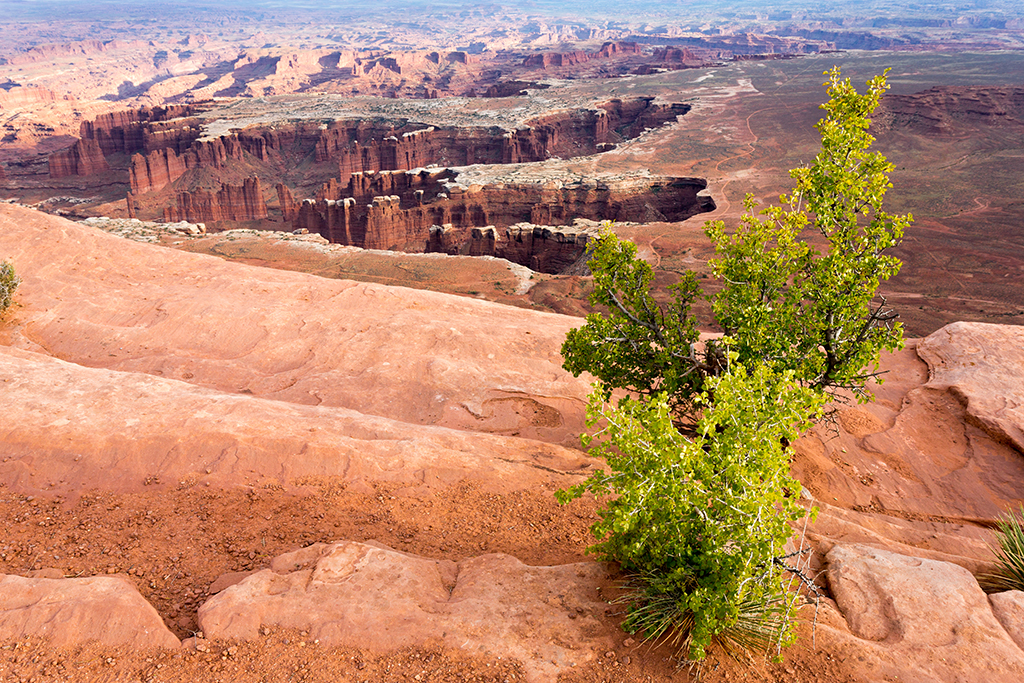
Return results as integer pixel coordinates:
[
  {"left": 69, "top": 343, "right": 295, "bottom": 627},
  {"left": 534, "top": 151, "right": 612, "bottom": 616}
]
[
  {"left": 275, "top": 182, "right": 299, "bottom": 220},
  {"left": 198, "top": 541, "right": 614, "bottom": 683},
  {"left": 311, "top": 97, "right": 683, "bottom": 178},
  {"left": 820, "top": 544, "right": 1024, "bottom": 682},
  {"left": 46, "top": 104, "right": 207, "bottom": 180},
  {"left": 3, "top": 39, "right": 149, "bottom": 66},
  {"left": 0, "top": 203, "right": 592, "bottom": 445},
  {"left": 629, "top": 32, "right": 833, "bottom": 55},
  {"left": 162, "top": 177, "right": 268, "bottom": 223},
  {"left": 0, "top": 85, "right": 69, "bottom": 108},
  {"left": 79, "top": 105, "right": 202, "bottom": 156},
  {"left": 0, "top": 342, "right": 592, "bottom": 495},
  {"left": 916, "top": 322, "right": 1024, "bottom": 453},
  {"left": 462, "top": 223, "right": 596, "bottom": 273},
  {"left": 48, "top": 137, "right": 110, "bottom": 178},
  {"left": 130, "top": 135, "right": 247, "bottom": 194},
  {"left": 0, "top": 573, "right": 180, "bottom": 648},
  {"left": 523, "top": 41, "right": 640, "bottom": 68},
  {"left": 651, "top": 46, "right": 707, "bottom": 67}
]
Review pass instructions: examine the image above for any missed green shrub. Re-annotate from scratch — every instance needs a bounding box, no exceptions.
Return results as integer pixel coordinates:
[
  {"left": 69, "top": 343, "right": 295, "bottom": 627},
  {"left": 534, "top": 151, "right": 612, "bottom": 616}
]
[
  {"left": 0, "top": 260, "right": 18, "bottom": 315},
  {"left": 559, "top": 68, "right": 909, "bottom": 666}
]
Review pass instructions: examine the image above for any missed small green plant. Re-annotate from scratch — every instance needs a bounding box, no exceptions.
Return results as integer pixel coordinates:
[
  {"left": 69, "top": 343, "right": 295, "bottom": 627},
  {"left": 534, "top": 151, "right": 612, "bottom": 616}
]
[
  {"left": 979, "top": 506, "right": 1024, "bottom": 593},
  {"left": 0, "top": 260, "right": 19, "bottom": 315}
]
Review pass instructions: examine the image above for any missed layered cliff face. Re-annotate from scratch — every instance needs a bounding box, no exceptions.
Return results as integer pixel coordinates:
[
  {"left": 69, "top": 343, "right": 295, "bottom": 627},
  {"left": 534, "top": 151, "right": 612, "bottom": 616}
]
[
  {"left": 0, "top": 85, "right": 70, "bottom": 108},
  {"left": 43, "top": 95, "right": 700, "bottom": 252},
  {"left": 129, "top": 134, "right": 250, "bottom": 194},
  {"left": 48, "top": 103, "right": 209, "bottom": 180},
  {"left": 48, "top": 137, "right": 111, "bottom": 178},
  {"left": 879, "top": 86, "right": 1024, "bottom": 135},
  {"left": 294, "top": 170, "right": 714, "bottom": 271},
  {"left": 162, "top": 177, "right": 268, "bottom": 223},
  {"left": 430, "top": 222, "right": 596, "bottom": 274}
]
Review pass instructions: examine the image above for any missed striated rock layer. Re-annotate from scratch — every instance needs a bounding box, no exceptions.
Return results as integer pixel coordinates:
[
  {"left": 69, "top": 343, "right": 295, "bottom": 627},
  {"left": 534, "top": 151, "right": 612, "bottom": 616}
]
[
  {"left": 294, "top": 169, "right": 712, "bottom": 269},
  {"left": 48, "top": 103, "right": 208, "bottom": 180},
  {"left": 162, "top": 176, "right": 269, "bottom": 223},
  {"left": 45, "top": 97, "right": 687, "bottom": 205}
]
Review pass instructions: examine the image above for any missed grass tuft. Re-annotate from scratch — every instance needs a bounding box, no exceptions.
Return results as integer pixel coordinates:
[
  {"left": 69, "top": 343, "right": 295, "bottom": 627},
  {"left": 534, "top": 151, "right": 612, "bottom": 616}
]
[
  {"left": 979, "top": 506, "right": 1024, "bottom": 593},
  {"left": 615, "top": 572, "right": 796, "bottom": 675}
]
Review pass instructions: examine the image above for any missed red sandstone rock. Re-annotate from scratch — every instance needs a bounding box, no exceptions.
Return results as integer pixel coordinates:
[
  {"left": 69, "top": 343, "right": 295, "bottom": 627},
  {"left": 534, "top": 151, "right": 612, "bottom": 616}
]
[
  {"left": 0, "top": 204, "right": 592, "bottom": 445},
  {"left": 276, "top": 183, "right": 299, "bottom": 220},
  {"left": 917, "top": 321, "right": 1024, "bottom": 452},
  {"left": 47, "top": 138, "right": 110, "bottom": 178},
  {"left": 0, "top": 573, "right": 179, "bottom": 648},
  {"left": 990, "top": 591, "right": 1024, "bottom": 651},
  {"left": 130, "top": 134, "right": 245, "bottom": 194},
  {"left": 523, "top": 41, "right": 640, "bottom": 69},
  {"left": 792, "top": 333, "right": 1024, "bottom": 535},
  {"left": 296, "top": 171, "right": 710, "bottom": 266},
  {"left": 880, "top": 86, "right": 1024, "bottom": 136},
  {"left": 0, "top": 85, "right": 69, "bottom": 108},
  {"left": 0, "top": 344, "right": 593, "bottom": 496},
  {"left": 5, "top": 39, "right": 149, "bottom": 66},
  {"left": 163, "top": 177, "right": 268, "bottom": 223},
  {"left": 819, "top": 544, "right": 1024, "bottom": 682},
  {"left": 198, "top": 541, "right": 614, "bottom": 683}
]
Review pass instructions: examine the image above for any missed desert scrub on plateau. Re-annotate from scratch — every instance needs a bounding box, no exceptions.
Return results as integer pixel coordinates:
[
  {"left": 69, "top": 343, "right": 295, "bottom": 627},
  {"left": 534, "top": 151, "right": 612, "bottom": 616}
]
[
  {"left": 0, "top": 260, "right": 18, "bottom": 315},
  {"left": 558, "top": 68, "right": 911, "bottom": 666}
]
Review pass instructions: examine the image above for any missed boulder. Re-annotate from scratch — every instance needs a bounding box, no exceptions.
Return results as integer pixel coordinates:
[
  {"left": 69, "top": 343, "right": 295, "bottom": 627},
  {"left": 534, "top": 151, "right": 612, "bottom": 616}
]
[
  {"left": 820, "top": 544, "right": 1024, "bottom": 682},
  {"left": 918, "top": 321, "right": 1024, "bottom": 453},
  {"left": 198, "top": 541, "right": 615, "bottom": 682},
  {"left": 0, "top": 573, "right": 179, "bottom": 648},
  {"left": 990, "top": 590, "right": 1024, "bottom": 651}
]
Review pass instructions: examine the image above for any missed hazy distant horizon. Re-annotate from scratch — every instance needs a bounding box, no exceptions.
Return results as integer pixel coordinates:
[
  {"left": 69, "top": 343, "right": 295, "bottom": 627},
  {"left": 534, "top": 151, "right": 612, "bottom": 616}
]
[{"left": 2, "top": 0, "right": 1018, "bottom": 23}]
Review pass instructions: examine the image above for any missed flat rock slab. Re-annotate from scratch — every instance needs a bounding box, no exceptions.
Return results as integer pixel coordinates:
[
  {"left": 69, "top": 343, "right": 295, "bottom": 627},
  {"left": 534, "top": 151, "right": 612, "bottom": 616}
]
[
  {"left": 0, "top": 345, "right": 594, "bottom": 495},
  {"left": 198, "top": 541, "right": 615, "bottom": 683},
  {"left": 822, "top": 543, "right": 1024, "bottom": 682},
  {"left": 0, "top": 204, "right": 591, "bottom": 447},
  {"left": 0, "top": 573, "right": 179, "bottom": 649}
]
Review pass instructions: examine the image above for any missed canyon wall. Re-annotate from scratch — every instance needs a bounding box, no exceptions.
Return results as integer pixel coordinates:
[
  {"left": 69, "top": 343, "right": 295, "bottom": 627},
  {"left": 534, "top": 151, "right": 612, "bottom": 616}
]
[
  {"left": 48, "top": 137, "right": 110, "bottom": 178},
  {"left": 51, "top": 96, "right": 686, "bottom": 193},
  {"left": 879, "top": 86, "right": 1024, "bottom": 135},
  {"left": 162, "top": 177, "right": 268, "bottom": 223},
  {"left": 293, "top": 170, "right": 714, "bottom": 270},
  {"left": 48, "top": 103, "right": 208, "bottom": 180}
]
